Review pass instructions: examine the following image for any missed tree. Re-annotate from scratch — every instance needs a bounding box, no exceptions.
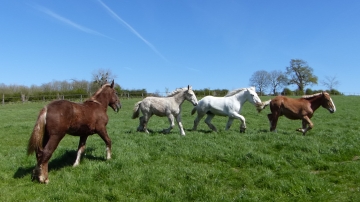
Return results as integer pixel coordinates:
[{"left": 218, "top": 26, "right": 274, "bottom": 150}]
[
  {"left": 249, "top": 70, "right": 271, "bottom": 96},
  {"left": 282, "top": 87, "right": 293, "bottom": 95},
  {"left": 321, "top": 75, "right": 339, "bottom": 91},
  {"left": 269, "top": 70, "right": 288, "bottom": 95},
  {"left": 286, "top": 59, "right": 318, "bottom": 94},
  {"left": 92, "top": 68, "right": 116, "bottom": 87}
]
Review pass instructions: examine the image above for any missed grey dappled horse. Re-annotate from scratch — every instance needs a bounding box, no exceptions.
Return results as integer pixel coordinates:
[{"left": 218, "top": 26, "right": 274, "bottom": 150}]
[{"left": 132, "top": 85, "right": 198, "bottom": 136}]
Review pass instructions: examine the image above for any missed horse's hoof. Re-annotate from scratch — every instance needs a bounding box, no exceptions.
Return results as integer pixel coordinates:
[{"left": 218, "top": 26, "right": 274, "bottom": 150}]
[
  {"left": 40, "top": 178, "right": 49, "bottom": 184},
  {"left": 31, "top": 174, "right": 36, "bottom": 182},
  {"left": 33, "top": 174, "right": 49, "bottom": 184},
  {"left": 240, "top": 128, "right": 246, "bottom": 133},
  {"left": 211, "top": 128, "right": 218, "bottom": 132}
]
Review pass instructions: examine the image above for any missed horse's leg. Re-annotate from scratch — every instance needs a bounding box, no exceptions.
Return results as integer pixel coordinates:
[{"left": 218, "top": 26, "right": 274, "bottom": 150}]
[
  {"left": 204, "top": 114, "right": 217, "bottom": 132},
  {"left": 37, "top": 134, "right": 65, "bottom": 184},
  {"left": 32, "top": 135, "right": 48, "bottom": 182},
  {"left": 163, "top": 114, "right": 175, "bottom": 134},
  {"left": 192, "top": 112, "right": 205, "bottom": 131},
  {"left": 296, "top": 116, "right": 313, "bottom": 135},
  {"left": 230, "top": 113, "right": 246, "bottom": 133},
  {"left": 141, "top": 114, "right": 152, "bottom": 134},
  {"left": 175, "top": 114, "right": 186, "bottom": 136},
  {"left": 97, "top": 129, "right": 112, "bottom": 160},
  {"left": 225, "top": 117, "right": 234, "bottom": 130},
  {"left": 137, "top": 116, "right": 145, "bottom": 131},
  {"left": 267, "top": 113, "right": 272, "bottom": 129},
  {"left": 73, "top": 135, "right": 88, "bottom": 167},
  {"left": 268, "top": 113, "right": 279, "bottom": 132}
]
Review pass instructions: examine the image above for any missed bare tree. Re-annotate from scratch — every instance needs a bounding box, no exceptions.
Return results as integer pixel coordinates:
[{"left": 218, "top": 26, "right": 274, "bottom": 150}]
[
  {"left": 269, "top": 70, "right": 288, "bottom": 95},
  {"left": 321, "top": 75, "right": 339, "bottom": 91},
  {"left": 249, "top": 70, "right": 271, "bottom": 96},
  {"left": 92, "top": 68, "right": 116, "bottom": 87}
]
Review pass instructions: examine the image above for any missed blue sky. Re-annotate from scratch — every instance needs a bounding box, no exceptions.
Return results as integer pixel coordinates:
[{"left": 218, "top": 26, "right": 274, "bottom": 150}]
[{"left": 1, "top": 0, "right": 359, "bottom": 94}]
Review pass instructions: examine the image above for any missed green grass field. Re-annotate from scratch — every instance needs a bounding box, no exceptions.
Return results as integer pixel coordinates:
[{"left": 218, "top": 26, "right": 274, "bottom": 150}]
[{"left": 0, "top": 96, "right": 359, "bottom": 201}]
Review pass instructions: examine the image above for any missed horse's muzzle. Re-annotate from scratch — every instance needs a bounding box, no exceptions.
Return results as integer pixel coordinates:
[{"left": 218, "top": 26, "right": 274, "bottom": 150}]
[{"left": 113, "top": 103, "right": 121, "bottom": 113}]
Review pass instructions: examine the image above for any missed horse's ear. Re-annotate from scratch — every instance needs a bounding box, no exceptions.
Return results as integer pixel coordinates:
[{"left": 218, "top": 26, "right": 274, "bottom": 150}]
[
  {"left": 188, "top": 85, "right": 192, "bottom": 90},
  {"left": 110, "top": 80, "right": 114, "bottom": 88}
]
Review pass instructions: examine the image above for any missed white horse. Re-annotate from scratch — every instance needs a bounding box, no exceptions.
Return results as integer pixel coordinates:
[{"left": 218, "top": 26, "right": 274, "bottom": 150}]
[
  {"left": 132, "top": 85, "right": 198, "bottom": 136},
  {"left": 191, "top": 87, "right": 262, "bottom": 132}
]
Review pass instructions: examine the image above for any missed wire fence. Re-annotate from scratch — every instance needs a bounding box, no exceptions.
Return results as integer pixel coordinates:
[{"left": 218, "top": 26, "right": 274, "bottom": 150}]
[
  {"left": 0, "top": 93, "right": 152, "bottom": 105},
  {"left": 1, "top": 91, "right": 358, "bottom": 105}
]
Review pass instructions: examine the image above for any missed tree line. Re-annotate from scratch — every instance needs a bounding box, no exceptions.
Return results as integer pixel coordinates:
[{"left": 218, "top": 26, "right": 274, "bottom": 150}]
[
  {"left": 0, "top": 61, "right": 342, "bottom": 103},
  {"left": 0, "top": 80, "right": 232, "bottom": 103},
  {"left": 249, "top": 59, "right": 341, "bottom": 95}
]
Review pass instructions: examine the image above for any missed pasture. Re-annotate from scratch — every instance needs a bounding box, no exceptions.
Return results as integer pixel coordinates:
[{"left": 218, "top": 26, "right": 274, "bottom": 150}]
[{"left": 0, "top": 95, "right": 359, "bottom": 201}]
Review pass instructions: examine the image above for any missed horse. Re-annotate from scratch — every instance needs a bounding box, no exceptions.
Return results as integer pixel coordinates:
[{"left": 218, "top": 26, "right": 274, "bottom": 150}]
[
  {"left": 132, "top": 85, "right": 198, "bottom": 136},
  {"left": 191, "top": 87, "right": 263, "bottom": 133},
  {"left": 258, "top": 91, "right": 336, "bottom": 135},
  {"left": 27, "top": 80, "right": 121, "bottom": 184}
]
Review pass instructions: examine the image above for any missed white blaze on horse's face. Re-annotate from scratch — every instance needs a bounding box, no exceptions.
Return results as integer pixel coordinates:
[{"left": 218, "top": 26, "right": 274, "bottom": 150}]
[
  {"left": 186, "top": 85, "right": 198, "bottom": 106},
  {"left": 323, "top": 93, "right": 336, "bottom": 113},
  {"left": 329, "top": 98, "right": 336, "bottom": 112}
]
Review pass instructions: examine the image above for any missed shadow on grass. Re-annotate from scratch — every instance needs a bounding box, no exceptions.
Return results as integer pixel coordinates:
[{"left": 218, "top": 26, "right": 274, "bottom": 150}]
[
  {"left": 186, "top": 129, "right": 214, "bottom": 134},
  {"left": 255, "top": 129, "right": 270, "bottom": 133},
  {"left": 13, "top": 148, "right": 105, "bottom": 179},
  {"left": 127, "top": 128, "right": 179, "bottom": 135}
]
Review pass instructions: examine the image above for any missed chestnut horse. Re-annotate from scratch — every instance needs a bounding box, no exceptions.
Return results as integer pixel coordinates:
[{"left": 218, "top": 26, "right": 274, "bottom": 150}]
[
  {"left": 27, "top": 80, "right": 121, "bottom": 183},
  {"left": 258, "top": 92, "right": 336, "bottom": 135}
]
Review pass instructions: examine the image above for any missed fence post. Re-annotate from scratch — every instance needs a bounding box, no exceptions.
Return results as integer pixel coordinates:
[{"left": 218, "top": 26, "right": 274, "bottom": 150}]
[
  {"left": 2, "top": 94, "right": 4, "bottom": 105},
  {"left": 80, "top": 95, "right": 83, "bottom": 102}
]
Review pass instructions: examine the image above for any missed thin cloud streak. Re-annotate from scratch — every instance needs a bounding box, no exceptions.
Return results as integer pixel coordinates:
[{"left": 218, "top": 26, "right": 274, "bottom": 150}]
[
  {"left": 35, "top": 5, "right": 115, "bottom": 41},
  {"left": 123, "top": 67, "right": 133, "bottom": 71},
  {"left": 97, "top": 0, "right": 167, "bottom": 61},
  {"left": 187, "top": 67, "right": 200, "bottom": 72}
]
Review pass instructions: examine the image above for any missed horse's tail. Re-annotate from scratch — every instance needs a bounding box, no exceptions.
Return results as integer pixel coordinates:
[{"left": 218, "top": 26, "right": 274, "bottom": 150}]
[
  {"left": 27, "top": 107, "right": 47, "bottom": 155},
  {"left": 191, "top": 106, "right": 197, "bottom": 115},
  {"left": 256, "top": 99, "right": 271, "bottom": 113},
  {"left": 132, "top": 101, "right": 142, "bottom": 119}
]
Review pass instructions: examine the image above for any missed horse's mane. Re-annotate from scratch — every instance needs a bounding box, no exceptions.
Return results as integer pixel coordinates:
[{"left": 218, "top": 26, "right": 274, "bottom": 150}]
[
  {"left": 86, "top": 83, "right": 111, "bottom": 102},
  {"left": 301, "top": 92, "right": 323, "bottom": 99},
  {"left": 167, "top": 87, "right": 187, "bottom": 97},
  {"left": 224, "top": 88, "right": 246, "bottom": 97}
]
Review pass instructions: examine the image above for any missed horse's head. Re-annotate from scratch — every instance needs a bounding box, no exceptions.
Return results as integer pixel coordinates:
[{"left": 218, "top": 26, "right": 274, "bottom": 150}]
[
  {"left": 185, "top": 85, "right": 198, "bottom": 106},
  {"left": 321, "top": 92, "right": 336, "bottom": 113},
  {"left": 247, "top": 87, "right": 263, "bottom": 108},
  {"left": 108, "top": 80, "right": 121, "bottom": 112}
]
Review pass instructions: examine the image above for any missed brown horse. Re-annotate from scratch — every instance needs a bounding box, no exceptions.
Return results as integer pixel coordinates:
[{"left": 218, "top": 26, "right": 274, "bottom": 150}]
[
  {"left": 27, "top": 80, "right": 121, "bottom": 184},
  {"left": 258, "top": 92, "right": 336, "bottom": 135}
]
